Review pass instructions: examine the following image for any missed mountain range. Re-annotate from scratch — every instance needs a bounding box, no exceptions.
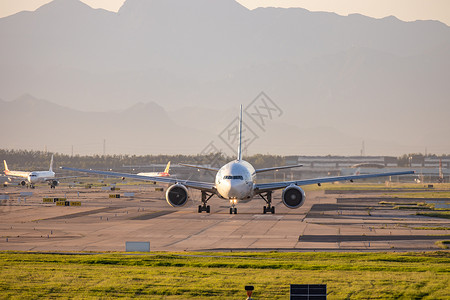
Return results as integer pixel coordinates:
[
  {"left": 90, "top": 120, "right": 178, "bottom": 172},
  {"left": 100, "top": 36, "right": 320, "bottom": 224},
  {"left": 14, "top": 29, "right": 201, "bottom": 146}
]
[{"left": 0, "top": 0, "right": 449, "bottom": 156}]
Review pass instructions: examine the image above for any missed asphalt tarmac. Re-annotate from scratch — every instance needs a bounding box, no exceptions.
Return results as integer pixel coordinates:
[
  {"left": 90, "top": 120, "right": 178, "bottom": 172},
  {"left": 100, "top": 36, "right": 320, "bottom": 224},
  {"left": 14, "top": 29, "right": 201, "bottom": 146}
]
[{"left": 0, "top": 183, "right": 448, "bottom": 252}]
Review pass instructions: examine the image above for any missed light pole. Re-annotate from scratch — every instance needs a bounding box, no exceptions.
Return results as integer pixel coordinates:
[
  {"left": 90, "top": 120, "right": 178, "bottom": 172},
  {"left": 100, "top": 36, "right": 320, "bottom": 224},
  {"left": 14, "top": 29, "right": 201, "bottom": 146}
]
[{"left": 245, "top": 285, "right": 254, "bottom": 300}]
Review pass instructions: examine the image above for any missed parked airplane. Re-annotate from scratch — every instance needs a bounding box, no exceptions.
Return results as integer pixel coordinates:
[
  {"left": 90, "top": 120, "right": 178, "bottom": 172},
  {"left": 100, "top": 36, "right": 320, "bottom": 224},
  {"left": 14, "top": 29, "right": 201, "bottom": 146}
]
[
  {"left": 61, "top": 106, "right": 414, "bottom": 214},
  {"left": 4, "top": 155, "right": 70, "bottom": 188},
  {"left": 137, "top": 161, "right": 171, "bottom": 177}
]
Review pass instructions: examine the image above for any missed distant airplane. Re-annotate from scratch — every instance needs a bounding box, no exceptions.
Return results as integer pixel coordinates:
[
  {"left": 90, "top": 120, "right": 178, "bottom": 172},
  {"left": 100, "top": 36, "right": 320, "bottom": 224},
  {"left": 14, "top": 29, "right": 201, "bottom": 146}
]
[
  {"left": 119, "top": 162, "right": 171, "bottom": 181},
  {"left": 137, "top": 161, "right": 171, "bottom": 177},
  {"left": 4, "top": 155, "right": 72, "bottom": 188},
  {"left": 62, "top": 106, "right": 414, "bottom": 214}
]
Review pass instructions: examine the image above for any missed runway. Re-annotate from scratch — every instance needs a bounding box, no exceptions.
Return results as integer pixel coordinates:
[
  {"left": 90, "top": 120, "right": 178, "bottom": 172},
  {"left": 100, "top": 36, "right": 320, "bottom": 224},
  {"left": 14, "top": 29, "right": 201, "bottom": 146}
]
[{"left": 0, "top": 184, "right": 448, "bottom": 252}]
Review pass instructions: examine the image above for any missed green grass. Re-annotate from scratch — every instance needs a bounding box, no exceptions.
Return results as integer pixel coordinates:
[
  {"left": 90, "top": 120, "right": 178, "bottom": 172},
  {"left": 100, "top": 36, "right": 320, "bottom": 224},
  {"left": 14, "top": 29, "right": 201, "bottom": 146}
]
[
  {"left": 414, "top": 227, "right": 449, "bottom": 230},
  {"left": 393, "top": 205, "right": 433, "bottom": 210},
  {"left": 387, "top": 192, "right": 450, "bottom": 198},
  {"left": 1, "top": 251, "right": 449, "bottom": 299},
  {"left": 322, "top": 182, "right": 450, "bottom": 191},
  {"left": 379, "top": 201, "right": 435, "bottom": 211},
  {"left": 416, "top": 212, "right": 450, "bottom": 219},
  {"left": 435, "top": 241, "right": 450, "bottom": 249}
]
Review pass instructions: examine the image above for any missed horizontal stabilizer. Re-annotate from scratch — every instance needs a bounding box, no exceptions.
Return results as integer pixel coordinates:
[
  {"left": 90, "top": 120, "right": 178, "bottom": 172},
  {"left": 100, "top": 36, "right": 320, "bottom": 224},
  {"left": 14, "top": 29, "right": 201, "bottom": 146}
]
[
  {"left": 178, "top": 163, "right": 219, "bottom": 172},
  {"left": 255, "top": 164, "right": 303, "bottom": 173}
]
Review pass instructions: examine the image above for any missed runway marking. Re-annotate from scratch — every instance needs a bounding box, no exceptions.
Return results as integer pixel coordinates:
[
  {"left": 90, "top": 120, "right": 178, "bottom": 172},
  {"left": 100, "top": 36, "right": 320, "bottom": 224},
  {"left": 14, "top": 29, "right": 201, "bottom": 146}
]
[
  {"left": 40, "top": 207, "right": 121, "bottom": 220},
  {"left": 130, "top": 211, "right": 175, "bottom": 220}
]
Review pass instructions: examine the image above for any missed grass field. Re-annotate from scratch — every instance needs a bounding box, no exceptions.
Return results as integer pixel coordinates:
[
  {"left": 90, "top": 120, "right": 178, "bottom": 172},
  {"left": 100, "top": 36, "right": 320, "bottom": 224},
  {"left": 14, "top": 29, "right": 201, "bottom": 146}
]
[
  {"left": 385, "top": 192, "right": 450, "bottom": 199},
  {"left": 317, "top": 182, "right": 450, "bottom": 191},
  {"left": 416, "top": 211, "right": 450, "bottom": 219},
  {"left": 1, "top": 251, "right": 449, "bottom": 299}
]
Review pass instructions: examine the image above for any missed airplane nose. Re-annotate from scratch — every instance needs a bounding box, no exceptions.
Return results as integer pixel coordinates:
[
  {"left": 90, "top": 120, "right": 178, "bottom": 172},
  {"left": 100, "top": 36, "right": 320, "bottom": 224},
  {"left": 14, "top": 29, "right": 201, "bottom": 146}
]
[
  {"left": 219, "top": 180, "right": 232, "bottom": 198},
  {"left": 227, "top": 181, "right": 247, "bottom": 199},
  {"left": 217, "top": 178, "right": 252, "bottom": 200}
]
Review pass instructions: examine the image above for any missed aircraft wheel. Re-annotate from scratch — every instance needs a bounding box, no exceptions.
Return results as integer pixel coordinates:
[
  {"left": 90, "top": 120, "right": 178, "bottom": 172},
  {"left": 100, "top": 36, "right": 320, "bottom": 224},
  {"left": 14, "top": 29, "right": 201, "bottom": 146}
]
[
  {"left": 233, "top": 208, "right": 237, "bottom": 214},
  {"left": 198, "top": 205, "right": 202, "bottom": 213},
  {"left": 206, "top": 205, "right": 210, "bottom": 213},
  {"left": 263, "top": 207, "right": 267, "bottom": 214},
  {"left": 229, "top": 208, "right": 233, "bottom": 214},
  {"left": 271, "top": 206, "right": 275, "bottom": 214}
]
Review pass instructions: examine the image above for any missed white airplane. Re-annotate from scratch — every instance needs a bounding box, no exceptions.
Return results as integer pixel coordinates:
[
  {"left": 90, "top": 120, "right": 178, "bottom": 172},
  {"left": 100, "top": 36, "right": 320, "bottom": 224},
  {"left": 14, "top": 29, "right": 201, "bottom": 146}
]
[
  {"left": 137, "top": 161, "right": 171, "bottom": 177},
  {"left": 61, "top": 106, "right": 414, "bottom": 214},
  {"left": 4, "top": 155, "right": 70, "bottom": 188}
]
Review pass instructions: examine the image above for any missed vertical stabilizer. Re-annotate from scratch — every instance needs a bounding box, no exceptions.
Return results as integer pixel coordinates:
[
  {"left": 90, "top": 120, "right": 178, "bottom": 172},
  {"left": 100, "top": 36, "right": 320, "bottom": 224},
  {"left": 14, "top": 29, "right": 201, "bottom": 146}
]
[
  {"left": 3, "top": 160, "right": 9, "bottom": 172},
  {"left": 49, "top": 155, "right": 54, "bottom": 172},
  {"left": 237, "top": 105, "right": 243, "bottom": 161},
  {"left": 164, "top": 161, "right": 171, "bottom": 174}
]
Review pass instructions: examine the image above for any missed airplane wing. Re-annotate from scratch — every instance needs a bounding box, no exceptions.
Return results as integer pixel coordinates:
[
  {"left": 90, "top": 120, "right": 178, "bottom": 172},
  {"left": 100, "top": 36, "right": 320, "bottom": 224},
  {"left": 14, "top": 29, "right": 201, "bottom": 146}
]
[
  {"left": 43, "top": 176, "right": 78, "bottom": 182},
  {"left": 255, "top": 164, "right": 303, "bottom": 173},
  {"left": 177, "top": 163, "right": 220, "bottom": 172},
  {"left": 60, "top": 167, "right": 216, "bottom": 193},
  {"left": 254, "top": 170, "right": 415, "bottom": 194}
]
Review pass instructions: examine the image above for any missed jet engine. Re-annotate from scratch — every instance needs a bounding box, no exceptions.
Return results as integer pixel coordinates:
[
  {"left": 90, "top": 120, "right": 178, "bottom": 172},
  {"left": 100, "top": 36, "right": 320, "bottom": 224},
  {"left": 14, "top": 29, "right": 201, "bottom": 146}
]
[
  {"left": 281, "top": 185, "right": 306, "bottom": 208},
  {"left": 166, "top": 184, "right": 189, "bottom": 207},
  {"left": 20, "top": 180, "right": 26, "bottom": 186},
  {"left": 49, "top": 180, "right": 59, "bottom": 188}
]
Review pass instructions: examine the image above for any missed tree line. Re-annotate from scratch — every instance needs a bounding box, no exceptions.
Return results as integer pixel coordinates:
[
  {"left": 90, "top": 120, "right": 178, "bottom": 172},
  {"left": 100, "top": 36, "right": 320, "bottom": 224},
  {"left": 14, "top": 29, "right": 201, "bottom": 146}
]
[
  {"left": 1, "top": 149, "right": 448, "bottom": 170},
  {"left": 0, "top": 149, "right": 285, "bottom": 171}
]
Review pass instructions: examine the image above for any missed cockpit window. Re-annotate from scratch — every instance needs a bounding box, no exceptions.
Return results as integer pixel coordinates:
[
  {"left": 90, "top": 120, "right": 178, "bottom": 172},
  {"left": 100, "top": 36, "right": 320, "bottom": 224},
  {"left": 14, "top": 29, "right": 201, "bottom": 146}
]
[{"left": 223, "top": 175, "right": 243, "bottom": 180}]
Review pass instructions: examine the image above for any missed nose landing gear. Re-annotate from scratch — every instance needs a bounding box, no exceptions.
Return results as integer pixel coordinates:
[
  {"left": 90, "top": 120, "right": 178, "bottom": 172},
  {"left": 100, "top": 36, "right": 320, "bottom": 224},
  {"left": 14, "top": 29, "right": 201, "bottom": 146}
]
[{"left": 229, "top": 199, "right": 237, "bottom": 214}]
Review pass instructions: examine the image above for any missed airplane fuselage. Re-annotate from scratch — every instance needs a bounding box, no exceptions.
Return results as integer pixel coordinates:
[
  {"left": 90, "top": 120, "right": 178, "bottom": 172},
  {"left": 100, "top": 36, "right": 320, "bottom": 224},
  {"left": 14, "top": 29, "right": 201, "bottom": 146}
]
[
  {"left": 28, "top": 171, "right": 55, "bottom": 184},
  {"left": 137, "top": 172, "right": 170, "bottom": 177},
  {"left": 5, "top": 169, "right": 56, "bottom": 185},
  {"left": 215, "top": 160, "right": 256, "bottom": 200}
]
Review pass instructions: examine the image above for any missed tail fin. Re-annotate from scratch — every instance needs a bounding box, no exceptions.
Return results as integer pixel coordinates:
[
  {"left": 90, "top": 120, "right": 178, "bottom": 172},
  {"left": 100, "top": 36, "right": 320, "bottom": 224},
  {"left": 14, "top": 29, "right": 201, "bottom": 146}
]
[
  {"left": 237, "top": 104, "right": 243, "bottom": 161},
  {"left": 164, "top": 161, "right": 171, "bottom": 174},
  {"left": 3, "top": 160, "right": 9, "bottom": 172},
  {"left": 49, "top": 155, "right": 54, "bottom": 172}
]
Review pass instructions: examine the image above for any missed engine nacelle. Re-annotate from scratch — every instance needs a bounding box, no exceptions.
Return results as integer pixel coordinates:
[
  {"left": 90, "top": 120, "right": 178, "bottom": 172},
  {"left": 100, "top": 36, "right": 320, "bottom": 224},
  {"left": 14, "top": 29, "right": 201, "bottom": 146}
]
[
  {"left": 49, "top": 180, "right": 59, "bottom": 187},
  {"left": 281, "top": 185, "right": 306, "bottom": 209},
  {"left": 166, "top": 184, "right": 189, "bottom": 207},
  {"left": 20, "top": 180, "right": 26, "bottom": 186}
]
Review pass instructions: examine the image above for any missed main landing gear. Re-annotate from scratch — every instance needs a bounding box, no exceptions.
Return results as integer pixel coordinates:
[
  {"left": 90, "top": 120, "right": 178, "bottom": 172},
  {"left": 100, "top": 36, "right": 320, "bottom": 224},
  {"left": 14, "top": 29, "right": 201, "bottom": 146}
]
[
  {"left": 198, "top": 191, "right": 213, "bottom": 213},
  {"left": 259, "top": 191, "right": 275, "bottom": 214}
]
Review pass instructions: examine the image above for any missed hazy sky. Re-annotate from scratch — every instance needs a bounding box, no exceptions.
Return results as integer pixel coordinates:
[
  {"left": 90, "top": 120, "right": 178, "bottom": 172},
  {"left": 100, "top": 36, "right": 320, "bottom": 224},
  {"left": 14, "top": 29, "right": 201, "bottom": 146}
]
[{"left": 1, "top": 0, "right": 449, "bottom": 26}]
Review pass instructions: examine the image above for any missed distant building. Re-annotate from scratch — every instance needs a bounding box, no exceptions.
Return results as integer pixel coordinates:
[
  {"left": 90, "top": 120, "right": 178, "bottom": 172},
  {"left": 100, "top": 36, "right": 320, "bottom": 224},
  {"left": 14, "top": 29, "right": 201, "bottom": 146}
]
[{"left": 285, "top": 156, "right": 398, "bottom": 169}]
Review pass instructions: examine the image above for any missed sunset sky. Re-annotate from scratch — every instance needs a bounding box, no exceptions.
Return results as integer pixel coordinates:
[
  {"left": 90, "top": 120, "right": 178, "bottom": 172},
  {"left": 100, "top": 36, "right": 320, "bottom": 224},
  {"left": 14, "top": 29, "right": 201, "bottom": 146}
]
[{"left": 1, "top": 0, "right": 449, "bottom": 26}]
